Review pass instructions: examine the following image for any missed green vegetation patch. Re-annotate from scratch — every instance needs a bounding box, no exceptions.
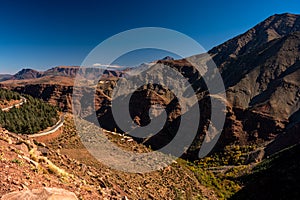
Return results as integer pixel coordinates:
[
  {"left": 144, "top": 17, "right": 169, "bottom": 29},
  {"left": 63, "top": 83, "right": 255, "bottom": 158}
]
[
  {"left": 197, "top": 145, "right": 257, "bottom": 167},
  {"left": 178, "top": 159, "right": 242, "bottom": 199},
  {"left": 0, "top": 88, "right": 20, "bottom": 103},
  {"left": 0, "top": 93, "right": 59, "bottom": 134},
  {"left": 180, "top": 145, "right": 258, "bottom": 199}
]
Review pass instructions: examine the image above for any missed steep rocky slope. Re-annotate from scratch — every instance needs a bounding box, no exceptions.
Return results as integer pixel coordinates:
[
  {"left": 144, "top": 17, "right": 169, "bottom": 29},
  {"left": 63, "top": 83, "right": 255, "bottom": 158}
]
[
  {"left": 225, "top": 31, "right": 300, "bottom": 118},
  {"left": 211, "top": 14, "right": 300, "bottom": 153},
  {"left": 209, "top": 13, "right": 300, "bottom": 69}
]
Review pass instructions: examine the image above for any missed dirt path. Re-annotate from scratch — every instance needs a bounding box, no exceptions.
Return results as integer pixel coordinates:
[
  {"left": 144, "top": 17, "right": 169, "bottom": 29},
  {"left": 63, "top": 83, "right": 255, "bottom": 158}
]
[
  {"left": 28, "top": 114, "right": 65, "bottom": 138},
  {"left": 1, "top": 96, "right": 27, "bottom": 111}
]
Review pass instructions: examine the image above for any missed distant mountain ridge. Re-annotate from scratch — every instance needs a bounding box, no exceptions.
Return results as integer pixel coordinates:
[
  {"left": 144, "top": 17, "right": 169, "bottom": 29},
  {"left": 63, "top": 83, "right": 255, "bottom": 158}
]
[
  {"left": 0, "top": 74, "right": 13, "bottom": 82},
  {"left": 12, "top": 68, "right": 42, "bottom": 80},
  {"left": 2, "top": 66, "right": 127, "bottom": 82},
  {"left": 11, "top": 66, "right": 81, "bottom": 80}
]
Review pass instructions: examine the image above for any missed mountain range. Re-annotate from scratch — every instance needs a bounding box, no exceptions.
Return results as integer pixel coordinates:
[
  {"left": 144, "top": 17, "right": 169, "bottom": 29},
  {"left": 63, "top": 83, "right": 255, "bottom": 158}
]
[
  {"left": 1, "top": 13, "right": 299, "bottom": 153},
  {"left": 1, "top": 12, "right": 300, "bottom": 199}
]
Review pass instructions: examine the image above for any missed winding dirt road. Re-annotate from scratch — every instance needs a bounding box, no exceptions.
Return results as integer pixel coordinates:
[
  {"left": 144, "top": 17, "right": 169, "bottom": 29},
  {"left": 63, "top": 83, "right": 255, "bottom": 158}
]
[
  {"left": 1, "top": 96, "right": 65, "bottom": 138},
  {"left": 1, "top": 97, "right": 27, "bottom": 111},
  {"left": 28, "top": 114, "right": 65, "bottom": 138}
]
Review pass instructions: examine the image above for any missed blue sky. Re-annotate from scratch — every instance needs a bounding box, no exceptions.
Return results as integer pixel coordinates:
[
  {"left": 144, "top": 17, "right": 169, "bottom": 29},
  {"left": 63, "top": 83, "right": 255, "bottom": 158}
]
[{"left": 0, "top": 0, "right": 299, "bottom": 74}]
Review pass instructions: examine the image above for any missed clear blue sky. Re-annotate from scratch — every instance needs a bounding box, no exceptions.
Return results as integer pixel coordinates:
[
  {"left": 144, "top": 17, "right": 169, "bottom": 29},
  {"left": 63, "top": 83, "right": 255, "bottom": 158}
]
[{"left": 0, "top": 0, "right": 299, "bottom": 74}]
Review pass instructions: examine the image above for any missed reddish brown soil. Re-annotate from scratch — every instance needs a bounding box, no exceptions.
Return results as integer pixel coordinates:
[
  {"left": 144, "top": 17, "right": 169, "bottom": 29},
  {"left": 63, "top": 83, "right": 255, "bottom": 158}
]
[
  {"left": 0, "top": 128, "right": 124, "bottom": 199},
  {"left": 33, "top": 128, "right": 63, "bottom": 143}
]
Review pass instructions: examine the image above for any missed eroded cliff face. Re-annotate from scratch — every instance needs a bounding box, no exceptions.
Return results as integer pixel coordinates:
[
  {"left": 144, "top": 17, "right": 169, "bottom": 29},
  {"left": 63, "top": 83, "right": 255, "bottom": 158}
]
[{"left": 11, "top": 84, "right": 73, "bottom": 112}]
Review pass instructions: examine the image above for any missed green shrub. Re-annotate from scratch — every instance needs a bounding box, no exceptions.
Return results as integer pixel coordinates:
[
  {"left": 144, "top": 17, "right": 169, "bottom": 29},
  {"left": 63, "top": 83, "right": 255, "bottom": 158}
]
[
  {"left": 197, "top": 145, "right": 257, "bottom": 167},
  {"left": 0, "top": 88, "right": 20, "bottom": 101},
  {"left": 185, "top": 160, "right": 242, "bottom": 199}
]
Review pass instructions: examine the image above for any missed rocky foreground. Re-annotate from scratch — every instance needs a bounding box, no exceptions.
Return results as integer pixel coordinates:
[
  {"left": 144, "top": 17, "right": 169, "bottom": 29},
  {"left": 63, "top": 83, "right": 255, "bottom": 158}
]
[
  {"left": 0, "top": 114, "right": 221, "bottom": 199},
  {"left": 0, "top": 126, "right": 123, "bottom": 199}
]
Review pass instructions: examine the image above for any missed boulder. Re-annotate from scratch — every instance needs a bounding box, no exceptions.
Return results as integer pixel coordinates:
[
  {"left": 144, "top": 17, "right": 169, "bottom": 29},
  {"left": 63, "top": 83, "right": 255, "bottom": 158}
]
[{"left": 1, "top": 187, "right": 78, "bottom": 200}]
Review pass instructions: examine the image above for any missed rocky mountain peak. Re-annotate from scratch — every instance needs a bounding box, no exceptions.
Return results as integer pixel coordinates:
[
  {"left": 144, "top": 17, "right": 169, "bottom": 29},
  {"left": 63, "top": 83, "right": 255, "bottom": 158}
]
[
  {"left": 12, "top": 68, "right": 42, "bottom": 80},
  {"left": 161, "top": 56, "right": 175, "bottom": 61},
  {"left": 44, "top": 66, "right": 80, "bottom": 77},
  {"left": 209, "top": 13, "right": 300, "bottom": 68}
]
